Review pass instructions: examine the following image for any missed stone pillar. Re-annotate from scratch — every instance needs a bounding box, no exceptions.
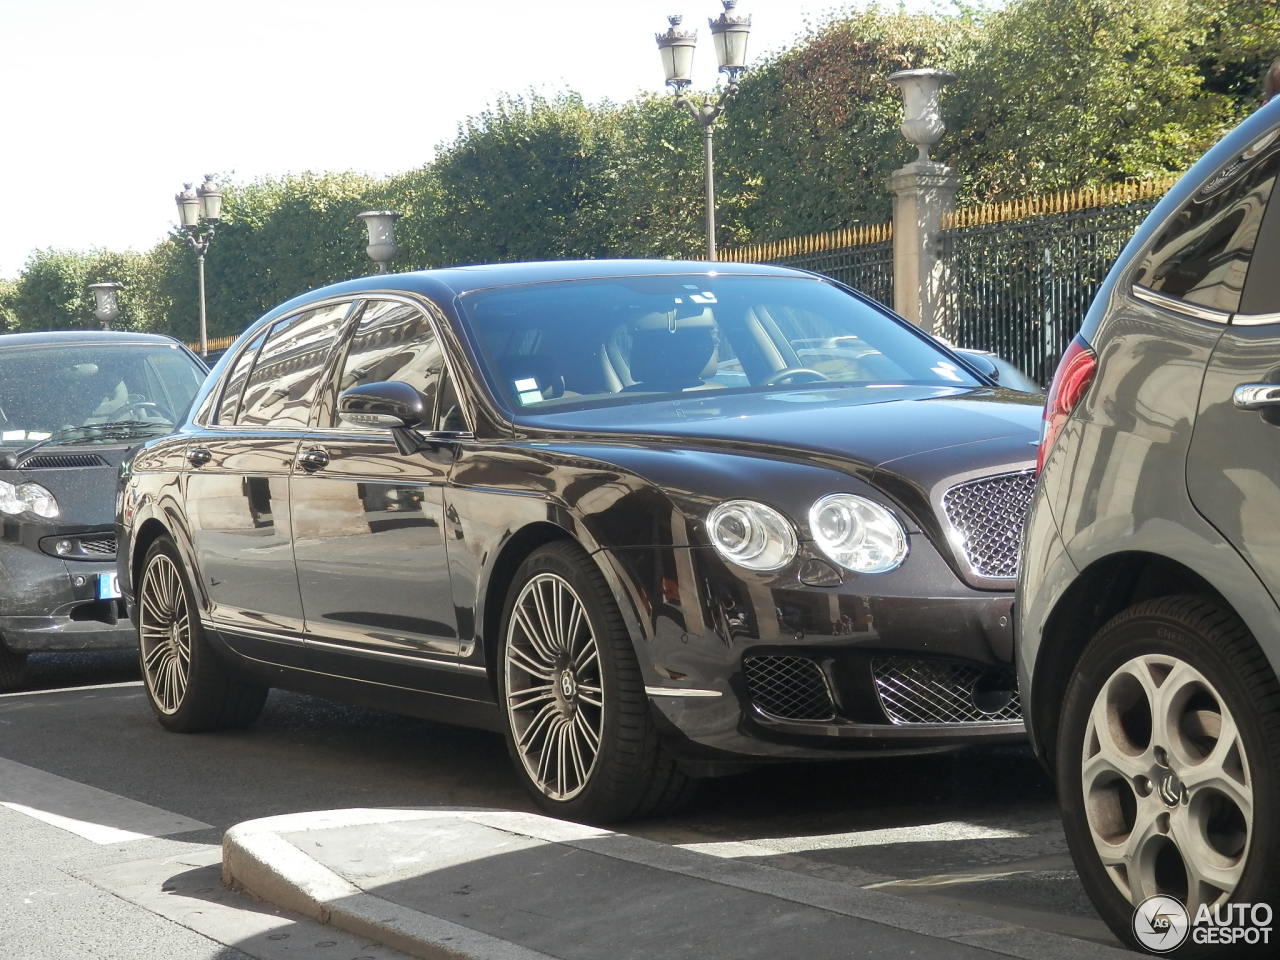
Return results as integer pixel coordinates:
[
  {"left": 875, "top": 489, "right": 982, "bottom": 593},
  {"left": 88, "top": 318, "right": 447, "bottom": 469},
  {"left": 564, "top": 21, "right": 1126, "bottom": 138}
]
[
  {"left": 887, "top": 68, "right": 957, "bottom": 337},
  {"left": 889, "top": 160, "right": 957, "bottom": 336}
]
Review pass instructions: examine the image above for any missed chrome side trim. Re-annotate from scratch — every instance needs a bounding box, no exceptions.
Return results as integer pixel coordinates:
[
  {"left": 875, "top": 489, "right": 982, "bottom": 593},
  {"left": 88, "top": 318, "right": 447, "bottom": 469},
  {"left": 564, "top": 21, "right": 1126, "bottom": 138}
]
[
  {"left": 1231, "top": 311, "right": 1280, "bottom": 327},
  {"left": 644, "top": 685, "right": 722, "bottom": 698},
  {"left": 1131, "top": 285, "right": 1231, "bottom": 324},
  {"left": 205, "top": 620, "right": 307, "bottom": 645}
]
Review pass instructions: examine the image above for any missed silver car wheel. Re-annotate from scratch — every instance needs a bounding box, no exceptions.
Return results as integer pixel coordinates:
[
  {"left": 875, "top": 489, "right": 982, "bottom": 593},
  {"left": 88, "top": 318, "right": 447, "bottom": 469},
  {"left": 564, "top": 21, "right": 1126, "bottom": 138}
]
[
  {"left": 504, "top": 572, "right": 603, "bottom": 802},
  {"left": 139, "top": 552, "right": 192, "bottom": 715},
  {"left": 1082, "top": 652, "right": 1253, "bottom": 912}
]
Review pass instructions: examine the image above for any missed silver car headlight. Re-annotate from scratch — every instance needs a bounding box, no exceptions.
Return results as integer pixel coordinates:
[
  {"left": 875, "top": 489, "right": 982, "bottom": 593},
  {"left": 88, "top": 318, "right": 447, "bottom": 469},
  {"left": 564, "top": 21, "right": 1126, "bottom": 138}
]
[
  {"left": 706, "top": 500, "right": 797, "bottom": 571},
  {"left": 808, "top": 493, "right": 907, "bottom": 573},
  {"left": 0, "top": 479, "right": 60, "bottom": 519}
]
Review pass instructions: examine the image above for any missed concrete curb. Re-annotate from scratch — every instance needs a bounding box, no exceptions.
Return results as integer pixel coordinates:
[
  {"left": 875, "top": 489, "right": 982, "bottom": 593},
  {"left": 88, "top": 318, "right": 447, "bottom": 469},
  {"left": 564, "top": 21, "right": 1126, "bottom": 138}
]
[{"left": 223, "top": 807, "right": 1135, "bottom": 960}]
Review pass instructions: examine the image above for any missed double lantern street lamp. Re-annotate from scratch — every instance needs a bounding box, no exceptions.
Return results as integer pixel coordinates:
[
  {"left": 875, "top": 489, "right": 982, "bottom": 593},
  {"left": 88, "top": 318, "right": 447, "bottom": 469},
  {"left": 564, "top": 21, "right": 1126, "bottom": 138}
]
[
  {"left": 174, "top": 175, "right": 223, "bottom": 357},
  {"left": 655, "top": 0, "right": 752, "bottom": 261}
]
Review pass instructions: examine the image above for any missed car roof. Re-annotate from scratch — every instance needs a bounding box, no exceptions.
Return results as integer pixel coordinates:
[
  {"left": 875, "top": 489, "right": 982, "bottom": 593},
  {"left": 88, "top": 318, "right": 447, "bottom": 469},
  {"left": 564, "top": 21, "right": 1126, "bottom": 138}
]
[
  {"left": 254, "top": 259, "right": 818, "bottom": 323},
  {"left": 0, "top": 330, "right": 185, "bottom": 348}
]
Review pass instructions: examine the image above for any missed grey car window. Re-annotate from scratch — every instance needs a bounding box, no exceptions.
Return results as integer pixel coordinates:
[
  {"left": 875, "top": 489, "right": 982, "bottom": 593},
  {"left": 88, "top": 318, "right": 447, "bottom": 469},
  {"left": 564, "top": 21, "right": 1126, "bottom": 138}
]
[
  {"left": 238, "top": 303, "right": 350, "bottom": 428},
  {"left": 1135, "top": 129, "right": 1280, "bottom": 314}
]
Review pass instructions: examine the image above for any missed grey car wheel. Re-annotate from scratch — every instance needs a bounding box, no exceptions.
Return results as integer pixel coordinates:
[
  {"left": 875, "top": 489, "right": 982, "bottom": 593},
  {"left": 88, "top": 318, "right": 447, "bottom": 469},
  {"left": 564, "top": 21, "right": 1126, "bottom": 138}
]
[{"left": 1058, "top": 596, "right": 1280, "bottom": 955}]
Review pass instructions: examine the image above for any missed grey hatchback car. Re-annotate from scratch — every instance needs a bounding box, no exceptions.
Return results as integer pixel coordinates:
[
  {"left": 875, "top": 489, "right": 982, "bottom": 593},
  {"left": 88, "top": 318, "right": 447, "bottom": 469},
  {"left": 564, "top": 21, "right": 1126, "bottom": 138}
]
[{"left": 1018, "top": 99, "right": 1280, "bottom": 949}]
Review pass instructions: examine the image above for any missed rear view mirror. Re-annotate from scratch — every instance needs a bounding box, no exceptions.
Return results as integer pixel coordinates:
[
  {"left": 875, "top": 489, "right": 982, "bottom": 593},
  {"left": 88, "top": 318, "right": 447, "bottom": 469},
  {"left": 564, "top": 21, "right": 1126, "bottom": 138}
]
[{"left": 338, "top": 381, "right": 427, "bottom": 429}]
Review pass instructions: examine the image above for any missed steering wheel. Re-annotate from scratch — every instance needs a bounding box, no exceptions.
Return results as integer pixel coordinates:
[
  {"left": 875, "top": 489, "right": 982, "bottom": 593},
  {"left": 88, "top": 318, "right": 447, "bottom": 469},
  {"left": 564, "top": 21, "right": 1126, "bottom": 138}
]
[
  {"left": 105, "top": 400, "right": 176, "bottom": 423},
  {"left": 763, "top": 367, "right": 830, "bottom": 386}
]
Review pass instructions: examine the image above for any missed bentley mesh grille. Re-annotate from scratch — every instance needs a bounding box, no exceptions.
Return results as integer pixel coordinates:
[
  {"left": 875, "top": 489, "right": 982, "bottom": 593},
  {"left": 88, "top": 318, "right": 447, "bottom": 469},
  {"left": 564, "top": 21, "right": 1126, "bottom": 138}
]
[
  {"left": 79, "top": 535, "right": 117, "bottom": 557},
  {"left": 941, "top": 470, "right": 1036, "bottom": 579},
  {"left": 743, "top": 655, "right": 835, "bottom": 721},
  {"left": 873, "top": 657, "right": 1022, "bottom": 725},
  {"left": 18, "top": 453, "right": 108, "bottom": 469}
]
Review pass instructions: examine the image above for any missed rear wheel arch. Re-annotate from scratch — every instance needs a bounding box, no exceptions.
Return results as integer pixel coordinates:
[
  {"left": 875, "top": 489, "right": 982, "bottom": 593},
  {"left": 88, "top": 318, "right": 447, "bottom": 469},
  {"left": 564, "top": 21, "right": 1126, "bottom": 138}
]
[{"left": 1031, "top": 551, "right": 1230, "bottom": 764}]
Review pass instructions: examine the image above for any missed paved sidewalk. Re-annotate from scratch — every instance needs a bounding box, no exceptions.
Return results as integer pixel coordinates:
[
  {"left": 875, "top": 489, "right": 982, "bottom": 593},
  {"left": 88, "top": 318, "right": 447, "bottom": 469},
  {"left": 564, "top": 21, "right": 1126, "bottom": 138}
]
[{"left": 222, "top": 808, "right": 1133, "bottom": 960}]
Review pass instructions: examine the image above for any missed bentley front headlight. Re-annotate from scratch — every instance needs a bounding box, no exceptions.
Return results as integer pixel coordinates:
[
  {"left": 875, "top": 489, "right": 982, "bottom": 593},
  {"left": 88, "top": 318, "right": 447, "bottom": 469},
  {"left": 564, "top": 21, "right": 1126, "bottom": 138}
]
[
  {"left": 809, "top": 493, "right": 907, "bottom": 573},
  {"left": 706, "top": 500, "right": 797, "bottom": 571}
]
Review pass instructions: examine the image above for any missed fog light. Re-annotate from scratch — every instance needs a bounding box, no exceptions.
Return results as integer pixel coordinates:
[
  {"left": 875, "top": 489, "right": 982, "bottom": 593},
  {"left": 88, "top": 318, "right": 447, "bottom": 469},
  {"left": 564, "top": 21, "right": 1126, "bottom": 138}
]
[{"left": 55, "top": 539, "right": 74, "bottom": 555}]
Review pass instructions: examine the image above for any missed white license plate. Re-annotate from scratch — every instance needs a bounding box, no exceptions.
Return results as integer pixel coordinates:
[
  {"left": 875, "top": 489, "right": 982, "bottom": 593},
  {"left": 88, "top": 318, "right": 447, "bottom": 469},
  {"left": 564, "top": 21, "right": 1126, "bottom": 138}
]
[{"left": 97, "top": 572, "right": 121, "bottom": 600}]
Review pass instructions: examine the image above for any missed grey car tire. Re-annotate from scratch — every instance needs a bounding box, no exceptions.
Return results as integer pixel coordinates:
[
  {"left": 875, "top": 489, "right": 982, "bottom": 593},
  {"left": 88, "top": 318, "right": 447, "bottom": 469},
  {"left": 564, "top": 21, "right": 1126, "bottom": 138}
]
[
  {"left": 1057, "top": 595, "right": 1280, "bottom": 956},
  {"left": 0, "top": 643, "right": 28, "bottom": 692},
  {"left": 498, "top": 541, "right": 693, "bottom": 823},
  {"left": 138, "top": 537, "right": 267, "bottom": 732}
]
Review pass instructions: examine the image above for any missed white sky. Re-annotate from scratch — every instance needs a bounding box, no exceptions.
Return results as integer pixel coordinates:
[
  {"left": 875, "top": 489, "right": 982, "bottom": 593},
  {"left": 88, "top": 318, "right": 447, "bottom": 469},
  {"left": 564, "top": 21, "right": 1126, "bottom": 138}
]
[{"left": 0, "top": 0, "right": 947, "bottom": 279}]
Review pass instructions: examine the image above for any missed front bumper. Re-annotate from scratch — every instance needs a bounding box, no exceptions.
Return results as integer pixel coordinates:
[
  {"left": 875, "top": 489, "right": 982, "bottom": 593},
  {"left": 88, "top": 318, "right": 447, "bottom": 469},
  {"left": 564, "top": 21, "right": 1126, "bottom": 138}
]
[
  {"left": 607, "top": 538, "right": 1026, "bottom": 762},
  {"left": 0, "top": 539, "right": 134, "bottom": 653}
]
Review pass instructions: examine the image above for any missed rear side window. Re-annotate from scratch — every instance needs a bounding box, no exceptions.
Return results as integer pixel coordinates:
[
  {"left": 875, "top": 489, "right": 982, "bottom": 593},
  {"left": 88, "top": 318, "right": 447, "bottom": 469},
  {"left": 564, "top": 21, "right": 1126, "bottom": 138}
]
[
  {"left": 331, "top": 300, "right": 447, "bottom": 427},
  {"left": 239, "top": 302, "right": 350, "bottom": 428},
  {"left": 1135, "top": 129, "right": 1280, "bottom": 314},
  {"left": 214, "top": 332, "right": 266, "bottom": 425}
]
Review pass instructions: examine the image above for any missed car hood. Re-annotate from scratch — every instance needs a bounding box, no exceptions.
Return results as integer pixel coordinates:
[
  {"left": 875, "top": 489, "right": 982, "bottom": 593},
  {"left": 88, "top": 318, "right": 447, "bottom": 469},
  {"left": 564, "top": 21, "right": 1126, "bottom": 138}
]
[
  {"left": 1, "top": 443, "right": 134, "bottom": 527},
  {"left": 519, "top": 385, "right": 1044, "bottom": 470}
]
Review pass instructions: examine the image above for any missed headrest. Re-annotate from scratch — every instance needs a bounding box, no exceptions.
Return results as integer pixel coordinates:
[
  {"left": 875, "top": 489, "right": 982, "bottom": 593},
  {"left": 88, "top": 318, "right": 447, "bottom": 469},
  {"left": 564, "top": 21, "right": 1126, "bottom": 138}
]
[
  {"left": 500, "top": 355, "right": 564, "bottom": 403},
  {"left": 627, "top": 316, "right": 719, "bottom": 386}
]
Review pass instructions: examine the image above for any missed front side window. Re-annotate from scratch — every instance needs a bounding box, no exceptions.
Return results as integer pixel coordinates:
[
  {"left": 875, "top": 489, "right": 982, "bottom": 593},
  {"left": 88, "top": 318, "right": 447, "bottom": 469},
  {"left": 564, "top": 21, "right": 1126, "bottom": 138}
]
[
  {"left": 459, "top": 274, "right": 978, "bottom": 414},
  {"left": 238, "top": 302, "right": 350, "bottom": 428},
  {"left": 331, "top": 300, "right": 446, "bottom": 427},
  {"left": 1135, "top": 128, "right": 1280, "bottom": 314}
]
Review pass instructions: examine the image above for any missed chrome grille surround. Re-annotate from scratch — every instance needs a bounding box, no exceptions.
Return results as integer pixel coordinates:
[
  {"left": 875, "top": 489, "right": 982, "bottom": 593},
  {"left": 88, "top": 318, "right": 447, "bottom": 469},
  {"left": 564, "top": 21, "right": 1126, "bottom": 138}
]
[
  {"left": 872, "top": 656, "right": 1022, "bottom": 725},
  {"left": 743, "top": 655, "right": 836, "bottom": 722},
  {"left": 940, "top": 469, "right": 1036, "bottom": 580}
]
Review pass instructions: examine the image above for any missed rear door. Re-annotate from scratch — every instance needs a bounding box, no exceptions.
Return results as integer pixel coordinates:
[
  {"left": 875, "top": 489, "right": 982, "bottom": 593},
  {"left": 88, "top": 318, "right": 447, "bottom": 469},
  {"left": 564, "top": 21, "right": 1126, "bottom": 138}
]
[
  {"left": 1186, "top": 125, "right": 1280, "bottom": 602},
  {"left": 185, "top": 301, "right": 352, "bottom": 661},
  {"left": 289, "top": 298, "right": 469, "bottom": 692}
]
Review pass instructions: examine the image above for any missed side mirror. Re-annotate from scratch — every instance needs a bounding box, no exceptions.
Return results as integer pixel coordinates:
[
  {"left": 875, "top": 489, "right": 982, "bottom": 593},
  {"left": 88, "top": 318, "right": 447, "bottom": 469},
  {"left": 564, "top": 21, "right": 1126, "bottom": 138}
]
[
  {"left": 958, "top": 350, "right": 1000, "bottom": 382},
  {"left": 338, "top": 381, "right": 427, "bottom": 429}
]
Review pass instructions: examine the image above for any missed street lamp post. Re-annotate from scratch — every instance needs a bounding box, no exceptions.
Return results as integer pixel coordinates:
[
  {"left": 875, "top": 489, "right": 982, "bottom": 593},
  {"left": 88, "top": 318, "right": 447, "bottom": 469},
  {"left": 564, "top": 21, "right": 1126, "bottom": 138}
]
[
  {"left": 655, "top": 1, "right": 752, "bottom": 261},
  {"left": 174, "top": 174, "right": 223, "bottom": 357},
  {"left": 356, "top": 211, "right": 402, "bottom": 274},
  {"left": 87, "top": 282, "right": 122, "bottom": 330}
]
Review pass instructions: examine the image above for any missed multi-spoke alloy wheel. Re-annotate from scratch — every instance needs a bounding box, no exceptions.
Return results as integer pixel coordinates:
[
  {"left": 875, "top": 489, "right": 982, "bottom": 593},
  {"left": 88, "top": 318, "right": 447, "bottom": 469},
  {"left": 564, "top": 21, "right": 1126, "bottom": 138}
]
[
  {"left": 135, "top": 536, "right": 267, "bottom": 732},
  {"left": 139, "top": 552, "right": 192, "bottom": 714},
  {"left": 498, "top": 542, "right": 692, "bottom": 823},
  {"left": 1082, "top": 653, "right": 1252, "bottom": 912},
  {"left": 1058, "top": 596, "right": 1280, "bottom": 955},
  {"left": 504, "top": 572, "right": 603, "bottom": 801}
]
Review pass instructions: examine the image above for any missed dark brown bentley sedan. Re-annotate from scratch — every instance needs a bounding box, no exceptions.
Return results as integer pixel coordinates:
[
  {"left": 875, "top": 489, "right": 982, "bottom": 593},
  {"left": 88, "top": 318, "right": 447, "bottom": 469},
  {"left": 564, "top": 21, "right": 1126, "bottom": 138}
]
[{"left": 118, "top": 260, "right": 1041, "bottom": 822}]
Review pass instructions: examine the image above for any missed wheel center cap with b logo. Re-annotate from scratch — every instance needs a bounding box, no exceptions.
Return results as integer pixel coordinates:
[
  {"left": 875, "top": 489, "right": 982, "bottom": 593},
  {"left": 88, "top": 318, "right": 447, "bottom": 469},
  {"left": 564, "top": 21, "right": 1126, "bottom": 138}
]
[{"left": 560, "top": 671, "right": 577, "bottom": 700}]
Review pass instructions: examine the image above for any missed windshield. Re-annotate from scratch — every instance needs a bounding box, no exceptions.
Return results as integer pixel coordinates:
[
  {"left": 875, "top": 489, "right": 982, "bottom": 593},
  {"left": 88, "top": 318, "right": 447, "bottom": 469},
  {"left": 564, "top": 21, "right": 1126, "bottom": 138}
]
[
  {"left": 0, "top": 343, "right": 205, "bottom": 447},
  {"left": 460, "top": 275, "right": 979, "bottom": 414}
]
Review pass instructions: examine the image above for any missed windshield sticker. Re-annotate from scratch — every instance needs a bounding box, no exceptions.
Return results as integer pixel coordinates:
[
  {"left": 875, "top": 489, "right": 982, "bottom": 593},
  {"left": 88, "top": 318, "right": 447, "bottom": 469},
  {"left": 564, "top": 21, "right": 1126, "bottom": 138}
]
[{"left": 514, "top": 377, "right": 543, "bottom": 405}]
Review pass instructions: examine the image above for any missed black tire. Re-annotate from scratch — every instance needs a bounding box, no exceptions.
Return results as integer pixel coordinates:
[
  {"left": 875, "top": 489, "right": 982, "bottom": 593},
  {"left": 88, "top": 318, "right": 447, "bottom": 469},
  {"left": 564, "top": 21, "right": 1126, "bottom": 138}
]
[
  {"left": 0, "top": 642, "right": 27, "bottom": 692},
  {"left": 137, "top": 537, "right": 267, "bottom": 733},
  {"left": 1057, "top": 595, "right": 1280, "bottom": 956},
  {"left": 497, "top": 541, "right": 694, "bottom": 824}
]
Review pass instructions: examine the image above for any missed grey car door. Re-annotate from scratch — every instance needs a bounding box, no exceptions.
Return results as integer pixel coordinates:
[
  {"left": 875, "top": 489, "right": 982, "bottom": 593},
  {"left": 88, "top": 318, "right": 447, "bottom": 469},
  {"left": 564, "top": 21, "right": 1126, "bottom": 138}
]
[
  {"left": 289, "top": 298, "right": 466, "bottom": 690},
  {"left": 1185, "top": 126, "right": 1280, "bottom": 602}
]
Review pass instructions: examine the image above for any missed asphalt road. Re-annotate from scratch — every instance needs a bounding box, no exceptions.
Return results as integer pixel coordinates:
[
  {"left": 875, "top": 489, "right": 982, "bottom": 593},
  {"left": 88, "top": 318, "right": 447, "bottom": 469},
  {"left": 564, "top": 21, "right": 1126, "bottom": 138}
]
[{"left": 0, "top": 651, "right": 1121, "bottom": 958}]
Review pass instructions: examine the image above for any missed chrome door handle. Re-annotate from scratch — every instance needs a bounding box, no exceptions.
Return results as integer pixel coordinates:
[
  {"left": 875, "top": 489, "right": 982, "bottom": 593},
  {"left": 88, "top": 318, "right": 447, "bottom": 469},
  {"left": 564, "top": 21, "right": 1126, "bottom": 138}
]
[
  {"left": 1232, "top": 384, "right": 1280, "bottom": 410},
  {"left": 296, "top": 447, "right": 330, "bottom": 471},
  {"left": 186, "top": 447, "right": 212, "bottom": 467}
]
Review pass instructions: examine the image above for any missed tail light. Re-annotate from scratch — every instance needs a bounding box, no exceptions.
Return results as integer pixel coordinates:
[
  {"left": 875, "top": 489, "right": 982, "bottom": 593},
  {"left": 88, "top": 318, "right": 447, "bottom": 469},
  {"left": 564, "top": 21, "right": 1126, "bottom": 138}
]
[{"left": 1037, "top": 336, "right": 1097, "bottom": 473}]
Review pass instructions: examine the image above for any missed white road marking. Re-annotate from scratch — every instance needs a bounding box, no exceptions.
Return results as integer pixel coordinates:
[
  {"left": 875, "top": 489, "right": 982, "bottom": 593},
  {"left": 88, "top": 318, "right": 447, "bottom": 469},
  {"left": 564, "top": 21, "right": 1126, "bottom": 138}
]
[
  {"left": 0, "top": 757, "right": 210, "bottom": 844},
  {"left": 676, "top": 820, "right": 1031, "bottom": 855},
  {"left": 0, "top": 680, "right": 142, "bottom": 699}
]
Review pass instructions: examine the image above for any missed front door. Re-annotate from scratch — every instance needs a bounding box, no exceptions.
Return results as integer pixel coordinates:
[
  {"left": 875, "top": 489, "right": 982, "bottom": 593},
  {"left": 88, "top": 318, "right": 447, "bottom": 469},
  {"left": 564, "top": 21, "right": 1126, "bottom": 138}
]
[{"left": 289, "top": 299, "right": 464, "bottom": 690}]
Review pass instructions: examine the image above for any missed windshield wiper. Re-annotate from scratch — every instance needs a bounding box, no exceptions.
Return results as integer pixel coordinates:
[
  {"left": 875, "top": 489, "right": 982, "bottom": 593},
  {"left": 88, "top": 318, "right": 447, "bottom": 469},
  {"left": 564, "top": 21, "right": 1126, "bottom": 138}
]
[{"left": 10, "top": 420, "right": 173, "bottom": 462}]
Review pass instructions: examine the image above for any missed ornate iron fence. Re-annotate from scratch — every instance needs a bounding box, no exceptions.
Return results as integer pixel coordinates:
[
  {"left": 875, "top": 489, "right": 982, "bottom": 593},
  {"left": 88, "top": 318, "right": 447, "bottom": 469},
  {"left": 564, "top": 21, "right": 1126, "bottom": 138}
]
[
  {"left": 721, "top": 222, "right": 894, "bottom": 308},
  {"left": 937, "top": 179, "right": 1175, "bottom": 383}
]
